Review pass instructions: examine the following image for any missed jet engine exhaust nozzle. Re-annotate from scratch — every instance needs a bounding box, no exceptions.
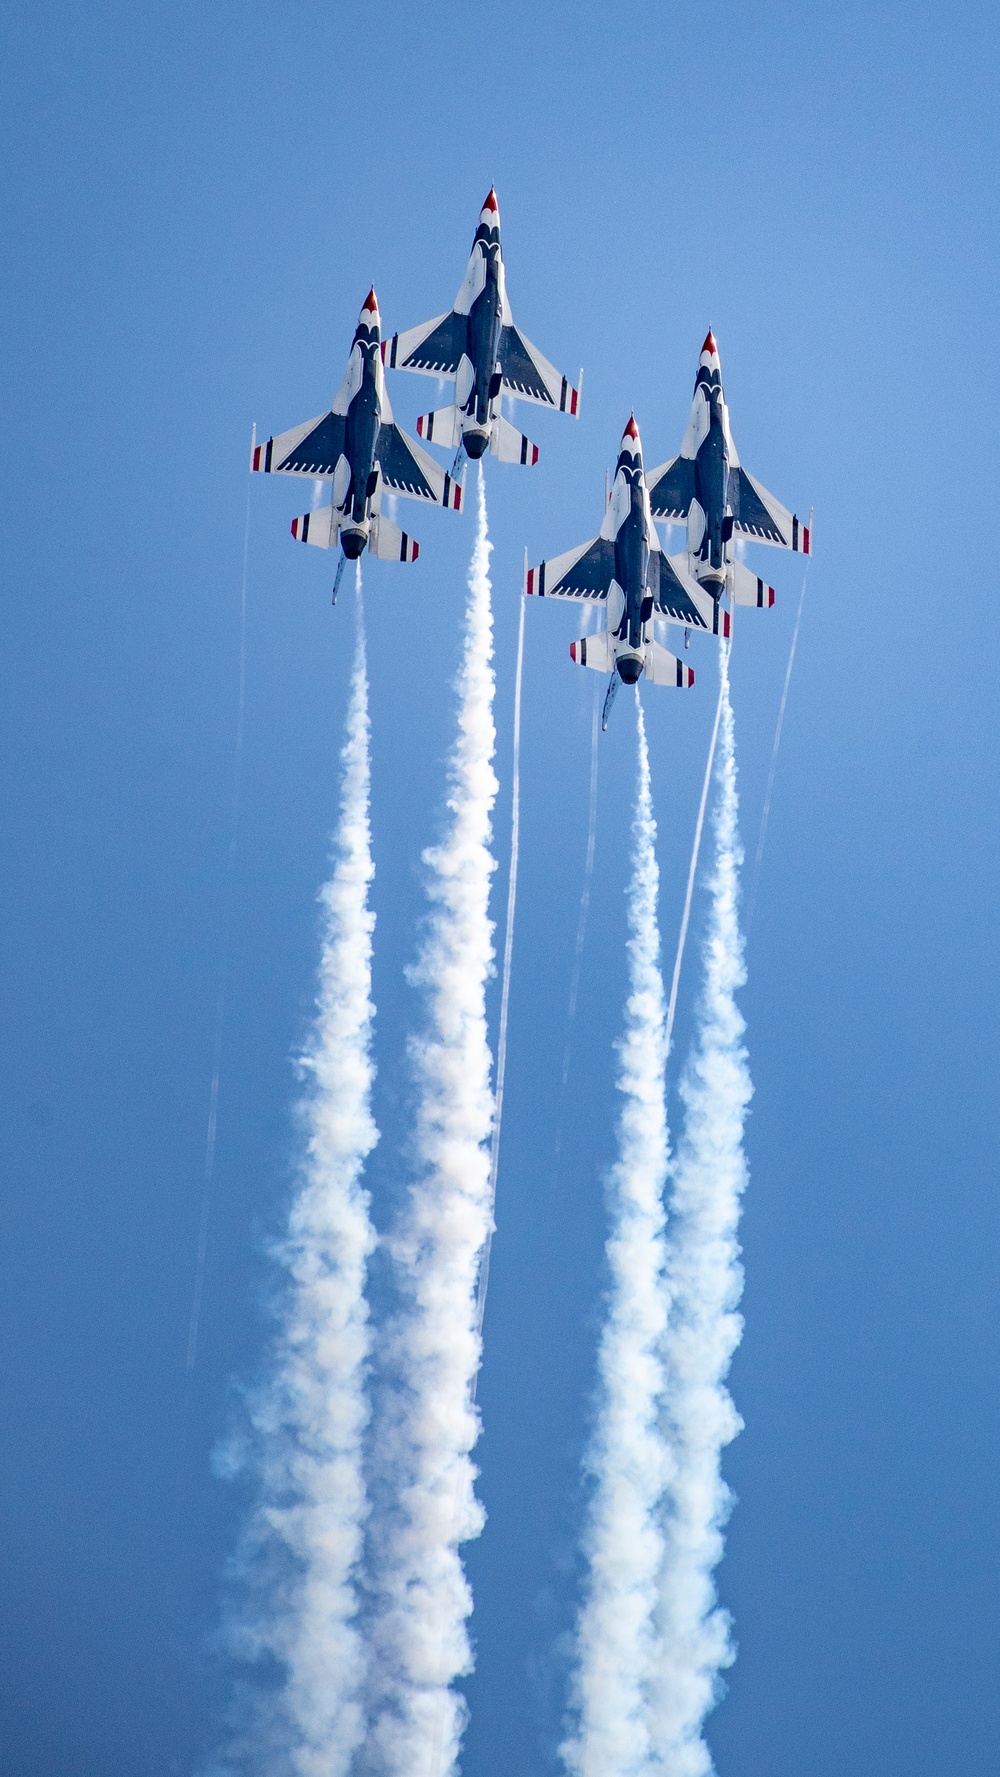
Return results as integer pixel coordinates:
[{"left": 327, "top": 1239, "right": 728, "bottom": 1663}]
[
  {"left": 463, "top": 427, "right": 489, "bottom": 460},
  {"left": 341, "top": 527, "right": 367, "bottom": 560},
  {"left": 616, "top": 654, "right": 643, "bottom": 685}
]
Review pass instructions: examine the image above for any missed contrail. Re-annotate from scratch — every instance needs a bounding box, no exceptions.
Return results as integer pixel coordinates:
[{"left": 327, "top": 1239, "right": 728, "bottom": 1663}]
[
  {"left": 187, "top": 455, "right": 252, "bottom": 1371},
  {"left": 371, "top": 464, "right": 497, "bottom": 1777},
  {"left": 653, "top": 642, "right": 753, "bottom": 1776},
  {"left": 745, "top": 563, "right": 809, "bottom": 938},
  {"left": 552, "top": 683, "right": 599, "bottom": 1178},
  {"left": 228, "top": 573, "right": 378, "bottom": 1777},
  {"left": 564, "top": 694, "right": 671, "bottom": 1777},
  {"left": 663, "top": 665, "right": 725, "bottom": 1075},
  {"left": 563, "top": 684, "right": 601, "bottom": 1088}
]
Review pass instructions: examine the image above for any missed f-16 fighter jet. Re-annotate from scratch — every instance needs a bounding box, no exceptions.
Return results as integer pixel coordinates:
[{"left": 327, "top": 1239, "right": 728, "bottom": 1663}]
[
  {"left": 646, "top": 329, "right": 810, "bottom": 604},
  {"left": 383, "top": 189, "right": 581, "bottom": 468},
  {"left": 525, "top": 416, "right": 723, "bottom": 729},
  {"left": 251, "top": 288, "right": 463, "bottom": 599}
]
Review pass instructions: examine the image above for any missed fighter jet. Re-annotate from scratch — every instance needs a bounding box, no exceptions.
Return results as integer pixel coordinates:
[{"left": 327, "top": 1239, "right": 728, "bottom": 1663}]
[
  {"left": 646, "top": 329, "right": 810, "bottom": 605},
  {"left": 251, "top": 288, "right": 464, "bottom": 599},
  {"left": 383, "top": 189, "right": 581, "bottom": 468},
  {"left": 525, "top": 416, "right": 726, "bottom": 729}
]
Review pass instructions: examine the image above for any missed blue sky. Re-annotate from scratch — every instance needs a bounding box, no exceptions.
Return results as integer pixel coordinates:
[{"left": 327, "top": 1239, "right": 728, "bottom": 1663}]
[{"left": 2, "top": 1, "right": 999, "bottom": 1772}]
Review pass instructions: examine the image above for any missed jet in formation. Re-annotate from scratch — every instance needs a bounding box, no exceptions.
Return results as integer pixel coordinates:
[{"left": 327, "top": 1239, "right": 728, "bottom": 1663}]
[
  {"left": 525, "top": 416, "right": 726, "bottom": 728},
  {"left": 384, "top": 189, "right": 581, "bottom": 468},
  {"left": 646, "top": 329, "right": 811, "bottom": 603},
  {"left": 251, "top": 288, "right": 464, "bottom": 598}
]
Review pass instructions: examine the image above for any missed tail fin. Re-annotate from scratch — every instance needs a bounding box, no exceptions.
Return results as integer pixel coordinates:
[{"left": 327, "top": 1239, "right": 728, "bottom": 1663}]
[
  {"left": 728, "top": 558, "right": 775, "bottom": 608},
  {"left": 370, "top": 512, "right": 419, "bottom": 562},
  {"left": 570, "top": 630, "right": 616, "bottom": 672},
  {"left": 416, "top": 404, "right": 462, "bottom": 449},
  {"left": 490, "top": 414, "right": 539, "bottom": 466},
  {"left": 645, "top": 638, "right": 695, "bottom": 688},
  {"left": 291, "top": 506, "right": 339, "bottom": 547}
]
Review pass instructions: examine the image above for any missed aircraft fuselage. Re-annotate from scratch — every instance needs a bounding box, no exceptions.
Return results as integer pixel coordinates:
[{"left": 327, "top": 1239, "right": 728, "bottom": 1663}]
[
  {"left": 462, "top": 232, "right": 504, "bottom": 456},
  {"left": 693, "top": 386, "right": 731, "bottom": 578},
  {"left": 613, "top": 476, "right": 653, "bottom": 673},
  {"left": 341, "top": 327, "right": 382, "bottom": 556}
]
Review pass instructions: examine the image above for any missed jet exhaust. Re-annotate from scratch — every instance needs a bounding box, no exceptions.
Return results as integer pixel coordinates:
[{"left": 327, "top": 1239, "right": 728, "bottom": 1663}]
[
  {"left": 653, "top": 643, "right": 752, "bottom": 1773},
  {"left": 369, "top": 464, "right": 498, "bottom": 1777},
  {"left": 564, "top": 694, "right": 672, "bottom": 1777},
  {"left": 224, "top": 570, "right": 378, "bottom": 1777},
  {"left": 341, "top": 526, "right": 367, "bottom": 559}
]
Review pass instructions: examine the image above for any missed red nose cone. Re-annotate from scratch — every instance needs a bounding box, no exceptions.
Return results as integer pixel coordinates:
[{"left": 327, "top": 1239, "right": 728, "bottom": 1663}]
[
  {"left": 702, "top": 328, "right": 718, "bottom": 355},
  {"left": 622, "top": 413, "right": 640, "bottom": 442},
  {"left": 482, "top": 186, "right": 499, "bottom": 213},
  {"left": 362, "top": 287, "right": 378, "bottom": 315}
]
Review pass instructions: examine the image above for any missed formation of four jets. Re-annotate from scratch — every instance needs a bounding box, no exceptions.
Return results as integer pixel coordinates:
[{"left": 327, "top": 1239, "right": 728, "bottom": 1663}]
[{"left": 252, "top": 189, "right": 811, "bottom": 727}]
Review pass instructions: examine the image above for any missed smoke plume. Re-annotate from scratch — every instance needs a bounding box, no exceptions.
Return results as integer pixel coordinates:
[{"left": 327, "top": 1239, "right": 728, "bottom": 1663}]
[
  {"left": 653, "top": 644, "right": 752, "bottom": 1776},
  {"left": 223, "top": 581, "right": 378, "bottom": 1777},
  {"left": 566, "top": 695, "right": 671, "bottom": 1777},
  {"left": 369, "top": 465, "right": 498, "bottom": 1777}
]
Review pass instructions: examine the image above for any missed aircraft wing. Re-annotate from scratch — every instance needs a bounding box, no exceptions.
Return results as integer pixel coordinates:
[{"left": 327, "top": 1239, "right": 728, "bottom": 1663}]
[
  {"left": 384, "top": 311, "right": 468, "bottom": 377},
  {"left": 525, "top": 536, "right": 613, "bottom": 599},
  {"left": 645, "top": 454, "right": 696, "bottom": 520},
  {"left": 251, "top": 412, "right": 347, "bottom": 477},
  {"left": 651, "top": 554, "right": 722, "bottom": 632},
  {"left": 498, "top": 325, "right": 579, "bottom": 413},
  {"left": 731, "top": 467, "right": 811, "bottom": 553},
  {"left": 376, "top": 422, "right": 464, "bottom": 508}
]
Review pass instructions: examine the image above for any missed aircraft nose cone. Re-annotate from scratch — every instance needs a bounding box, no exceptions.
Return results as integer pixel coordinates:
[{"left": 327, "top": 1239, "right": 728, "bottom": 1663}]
[
  {"left": 361, "top": 286, "right": 380, "bottom": 324},
  {"left": 701, "top": 327, "right": 718, "bottom": 356},
  {"left": 481, "top": 186, "right": 500, "bottom": 218}
]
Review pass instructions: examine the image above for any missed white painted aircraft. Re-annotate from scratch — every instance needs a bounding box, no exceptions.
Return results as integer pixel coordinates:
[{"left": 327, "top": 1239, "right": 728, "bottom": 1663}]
[
  {"left": 646, "top": 329, "right": 810, "bottom": 604},
  {"left": 252, "top": 288, "right": 463, "bottom": 599},
  {"left": 384, "top": 189, "right": 580, "bottom": 468},
  {"left": 526, "top": 416, "right": 724, "bottom": 728}
]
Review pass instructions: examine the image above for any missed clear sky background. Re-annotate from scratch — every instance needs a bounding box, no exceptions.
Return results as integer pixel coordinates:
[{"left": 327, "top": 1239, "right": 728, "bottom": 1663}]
[{"left": 2, "top": 2, "right": 999, "bottom": 1773}]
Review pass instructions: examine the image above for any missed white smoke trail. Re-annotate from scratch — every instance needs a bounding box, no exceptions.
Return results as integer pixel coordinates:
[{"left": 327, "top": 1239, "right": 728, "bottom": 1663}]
[
  {"left": 370, "top": 464, "right": 497, "bottom": 1777},
  {"left": 565, "top": 694, "right": 670, "bottom": 1777},
  {"left": 230, "top": 574, "right": 377, "bottom": 1777},
  {"left": 475, "top": 584, "right": 526, "bottom": 1342},
  {"left": 653, "top": 643, "right": 753, "bottom": 1776},
  {"left": 663, "top": 673, "right": 725, "bottom": 1073}
]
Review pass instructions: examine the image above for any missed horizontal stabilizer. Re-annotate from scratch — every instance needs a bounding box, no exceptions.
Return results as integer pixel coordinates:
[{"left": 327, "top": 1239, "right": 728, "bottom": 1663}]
[
  {"left": 370, "top": 512, "right": 419, "bottom": 562},
  {"left": 645, "top": 639, "right": 695, "bottom": 688},
  {"left": 416, "top": 404, "right": 462, "bottom": 449},
  {"left": 569, "top": 630, "right": 616, "bottom": 672},
  {"left": 291, "top": 506, "right": 339, "bottom": 547},
  {"left": 729, "top": 560, "right": 775, "bottom": 607},
  {"left": 490, "top": 414, "right": 539, "bottom": 465}
]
